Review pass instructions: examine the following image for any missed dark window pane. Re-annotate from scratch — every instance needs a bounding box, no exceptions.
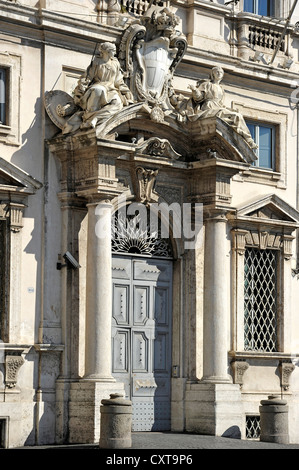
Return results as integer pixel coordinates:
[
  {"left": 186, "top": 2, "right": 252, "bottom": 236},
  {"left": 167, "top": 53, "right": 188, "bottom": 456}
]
[{"left": 244, "top": 0, "right": 254, "bottom": 13}]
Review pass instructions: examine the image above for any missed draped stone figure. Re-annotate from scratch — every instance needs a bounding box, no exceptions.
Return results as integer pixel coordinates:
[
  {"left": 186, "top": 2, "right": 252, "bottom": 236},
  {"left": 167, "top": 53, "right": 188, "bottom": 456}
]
[
  {"left": 61, "top": 42, "right": 133, "bottom": 134},
  {"left": 173, "top": 66, "right": 257, "bottom": 150}
]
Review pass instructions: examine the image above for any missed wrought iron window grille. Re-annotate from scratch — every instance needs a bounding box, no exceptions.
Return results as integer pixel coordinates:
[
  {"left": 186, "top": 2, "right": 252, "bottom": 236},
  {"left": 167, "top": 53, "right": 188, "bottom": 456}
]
[
  {"left": 246, "top": 415, "right": 261, "bottom": 439},
  {"left": 244, "top": 247, "right": 278, "bottom": 352}
]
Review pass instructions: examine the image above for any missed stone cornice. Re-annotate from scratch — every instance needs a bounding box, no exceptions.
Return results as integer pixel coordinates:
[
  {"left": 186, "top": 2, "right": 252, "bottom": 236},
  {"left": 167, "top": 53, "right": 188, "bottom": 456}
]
[
  {"left": 182, "top": 47, "right": 299, "bottom": 87},
  {"left": 0, "top": 1, "right": 122, "bottom": 51},
  {"left": 1, "top": 1, "right": 298, "bottom": 86}
]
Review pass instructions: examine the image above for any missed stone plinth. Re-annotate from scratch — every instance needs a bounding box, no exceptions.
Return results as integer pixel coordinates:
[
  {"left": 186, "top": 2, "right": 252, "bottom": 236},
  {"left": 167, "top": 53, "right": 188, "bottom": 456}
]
[
  {"left": 68, "top": 380, "right": 125, "bottom": 444},
  {"left": 185, "top": 382, "right": 244, "bottom": 438}
]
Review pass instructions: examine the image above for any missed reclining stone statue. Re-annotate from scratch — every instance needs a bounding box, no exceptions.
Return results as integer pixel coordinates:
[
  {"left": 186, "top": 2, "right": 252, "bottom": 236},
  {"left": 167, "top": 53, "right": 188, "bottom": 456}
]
[{"left": 170, "top": 66, "right": 257, "bottom": 150}]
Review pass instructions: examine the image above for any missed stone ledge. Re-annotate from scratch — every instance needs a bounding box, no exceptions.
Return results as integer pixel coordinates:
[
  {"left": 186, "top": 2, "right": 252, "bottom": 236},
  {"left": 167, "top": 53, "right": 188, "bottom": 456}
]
[{"left": 229, "top": 351, "right": 299, "bottom": 361}]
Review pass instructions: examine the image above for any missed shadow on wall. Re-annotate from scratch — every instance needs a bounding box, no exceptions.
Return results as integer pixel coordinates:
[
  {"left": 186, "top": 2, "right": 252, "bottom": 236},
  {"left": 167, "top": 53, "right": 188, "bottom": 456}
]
[
  {"left": 222, "top": 426, "right": 241, "bottom": 439},
  {"left": 11, "top": 98, "right": 42, "bottom": 174}
]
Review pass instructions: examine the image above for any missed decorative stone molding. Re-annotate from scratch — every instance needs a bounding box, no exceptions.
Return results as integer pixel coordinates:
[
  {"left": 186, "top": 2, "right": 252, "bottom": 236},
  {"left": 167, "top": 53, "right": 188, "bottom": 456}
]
[
  {"left": 0, "top": 203, "right": 9, "bottom": 219},
  {"left": 231, "top": 228, "right": 248, "bottom": 255},
  {"left": 245, "top": 230, "right": 282, "bottom": 250},
  {"left": 189, "top": 159, "right": 244, "bottom": 210},
  {"left": 136, "top": 137, "right": 181, "bottom": 160},
  {"left": 283, "top": 235, "right": 295, "bottom": 261},
  {"left": 5, "top": 354, "right": 24, "bottom": 389},
  {"left": 231, "top": 230, "right": 296, "bottom": 261},
  {"left": 279, "top": 361, "right": 295, "bottom": 391},
  {"left": 9, "top": 203, "right": 25, "bottom": 232},
  {"left": 231, "top": 360, "right": 249, "bottom": 389}
]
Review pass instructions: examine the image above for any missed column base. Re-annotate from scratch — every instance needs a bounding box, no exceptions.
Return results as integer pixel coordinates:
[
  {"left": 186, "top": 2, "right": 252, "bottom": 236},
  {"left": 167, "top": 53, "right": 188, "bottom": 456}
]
[
  {"left": 201, "top": 375, "right": 233, "bottom": 384},
  {"left": 83, "top": 374, "right": 116, "bottom": 382},
  {"left": 68, "top": 380, "right": 125, "bottom": 444},
  {"left": 185, "top": 382, "right": 244, "bottom": 439}
]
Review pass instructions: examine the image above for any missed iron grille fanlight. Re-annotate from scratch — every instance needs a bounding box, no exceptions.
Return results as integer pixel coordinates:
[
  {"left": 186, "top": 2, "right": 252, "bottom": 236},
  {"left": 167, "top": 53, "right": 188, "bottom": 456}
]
[
  {"left": 244, "top": 248, "right": 278, "bottom": 352},
  {"left": 111, "top": 209, "right": 173, "bottom": 258}
]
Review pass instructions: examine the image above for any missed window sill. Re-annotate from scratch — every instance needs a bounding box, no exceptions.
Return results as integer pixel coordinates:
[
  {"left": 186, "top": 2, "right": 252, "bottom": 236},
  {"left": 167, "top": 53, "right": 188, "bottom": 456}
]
[
  {"left": 234, "top": 166, "right": 285, "bottom": 187},
  {"left": 0, "top": 124, "right": 11, "bottom": 135},
  {"left": 0, "top": 124, "right": 20, "bottom": 146},
  {"left": 229, "top": 350, "right": 297, "bottom": 390},
  {"left": 229, "top": 350, "right": 297, "bottom": 361}
]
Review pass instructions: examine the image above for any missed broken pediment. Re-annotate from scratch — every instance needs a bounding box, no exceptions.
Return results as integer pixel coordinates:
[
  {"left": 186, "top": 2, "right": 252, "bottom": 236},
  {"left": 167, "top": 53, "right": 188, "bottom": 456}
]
[
  {"left": 135, "top": 137, "right": 181, "bottom": 160},
  {"left": 189, "top": 117, "right": 257, "bottom": 165},
  {"left": 0, "top": 157, "right": 42, "bottom": 198},
  {"left": 97, "top": 110, "right": 257, "bottom": 165}
]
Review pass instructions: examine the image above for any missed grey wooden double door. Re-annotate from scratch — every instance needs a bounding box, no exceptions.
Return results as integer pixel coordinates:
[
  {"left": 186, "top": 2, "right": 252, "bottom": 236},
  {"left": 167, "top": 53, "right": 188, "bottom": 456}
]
[{"left": 112, "top": 255, "right": 173, "bottom": 431}]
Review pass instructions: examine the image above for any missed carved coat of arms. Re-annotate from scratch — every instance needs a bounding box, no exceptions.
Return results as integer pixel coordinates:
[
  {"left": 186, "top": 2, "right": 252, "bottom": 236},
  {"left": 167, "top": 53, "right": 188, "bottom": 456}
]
[
  {"left": 119, "top": 3, "right": 187, "bottom": 121},
  {"left": 44, "top": 2, "right": 254, "bottom": 152},
  {"left": 44, "top": 2, "right": 187, "bottom": 133}
]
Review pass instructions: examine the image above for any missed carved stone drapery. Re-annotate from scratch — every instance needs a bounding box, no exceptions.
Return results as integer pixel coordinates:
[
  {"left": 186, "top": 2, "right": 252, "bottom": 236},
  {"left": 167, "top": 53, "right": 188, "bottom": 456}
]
[
  {"left": 279, "top": 361, "right": 295, "bottom": 391},
  {"left": 231, "top": 360, "right": 249, "bottom": 389},
  {"left": 5, "top": 354, "right": 24, "bottom": 388}
]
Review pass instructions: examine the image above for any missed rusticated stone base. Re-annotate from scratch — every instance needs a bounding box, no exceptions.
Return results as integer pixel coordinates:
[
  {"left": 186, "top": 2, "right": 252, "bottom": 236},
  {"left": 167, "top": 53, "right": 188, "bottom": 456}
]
[
  {"left": 185, "top": 382, "right": 244, "bottom": 439},
  {"left": 68, "top": 380, "right": 125, "bottom": 444}
]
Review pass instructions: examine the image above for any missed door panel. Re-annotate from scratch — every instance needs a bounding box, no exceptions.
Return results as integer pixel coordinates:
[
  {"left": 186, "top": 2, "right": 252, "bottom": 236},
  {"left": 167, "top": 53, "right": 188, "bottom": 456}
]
[
  {"left": 112, "top": 255, "right": 172, "bottom": 432},
  {"left": 133, "top": 286, "right": 150, "bottom": 325},
  {"left": 132, "top": 331, "right": 149, "bottom": 372},
  {"left": 113, "top": 284, "right": 130, "bottom": 325},
  {"left": 112, "top": 329, "right": 129, "bottom": 373}
]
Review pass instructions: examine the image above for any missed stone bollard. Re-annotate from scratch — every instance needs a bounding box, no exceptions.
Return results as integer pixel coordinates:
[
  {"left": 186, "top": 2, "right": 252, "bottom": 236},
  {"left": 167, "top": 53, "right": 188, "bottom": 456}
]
[
  {"left": 259, "top": 395, "right": 289, "bottom": 444},
  {"left": 99, "top": 393, "right": 132, "bottom": 449}
]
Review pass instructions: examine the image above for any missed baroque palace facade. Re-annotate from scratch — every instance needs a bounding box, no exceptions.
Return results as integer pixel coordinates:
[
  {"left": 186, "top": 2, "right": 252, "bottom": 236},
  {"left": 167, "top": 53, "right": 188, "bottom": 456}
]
[{"left": 1, "top": 0, "right": 299, "bottom": 447}]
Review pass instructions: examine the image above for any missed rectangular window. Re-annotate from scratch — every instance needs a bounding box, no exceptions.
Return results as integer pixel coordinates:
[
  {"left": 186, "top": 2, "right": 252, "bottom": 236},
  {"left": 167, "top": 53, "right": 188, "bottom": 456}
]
[
  {"left": 247, "top": 122, "right": 275, "bottom": 169},
  {"left": 0, "top": 418, "right": 9, "bottom": 448},
  {"left": 0, "top": 69, "right": 6, "bottom": 125},
  {"left": 244, "top": 248, "right": 278, "bottom": 352},
  {"left": 244, "top": 0, "right": 275, "bottom": 16},
  {"left": 246, "top": 415, "right": 261, "bottom": 439},
  {"left": 0, "top": 220, "right": 8, "bottom": 341}
]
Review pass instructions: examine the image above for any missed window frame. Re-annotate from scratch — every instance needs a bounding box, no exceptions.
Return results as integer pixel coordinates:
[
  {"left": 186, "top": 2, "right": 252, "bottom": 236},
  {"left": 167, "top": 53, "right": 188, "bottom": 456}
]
[
  {"left": 246, "top": 121, "right": 276, "bottom": 170},
  {"left": 0, "top": 52, "right": 21, "bottom": 146},
  {"left": 243, "top": 0, "right": 275, "bottom": 16},
  {"left": 0, "top": 218, "right": 9, "bottom": 342},
  {"left": 232, "top": 102, "right": 287, "bottom": 187},
  {"left": 229, "top": 195, "right": 299, "bottom": 356},
  {"left": 0, "top": 68, "right": 6, "bottom": 126},
  {"left": 243, "top": 247, "right": 278, "bottom": 352}
]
